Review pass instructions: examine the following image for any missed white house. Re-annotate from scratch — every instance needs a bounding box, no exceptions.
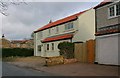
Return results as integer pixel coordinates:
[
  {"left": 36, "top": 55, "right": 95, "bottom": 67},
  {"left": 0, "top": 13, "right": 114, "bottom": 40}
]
[
  {"left": 94, "top": 1, "right": 120, "bottom": 65},
  {"left": 34, "top": 8, "right": 95, "bottom": 57}
]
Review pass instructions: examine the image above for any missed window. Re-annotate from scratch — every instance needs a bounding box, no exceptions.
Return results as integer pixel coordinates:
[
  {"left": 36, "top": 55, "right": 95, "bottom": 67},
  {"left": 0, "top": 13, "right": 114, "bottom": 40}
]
[
  {"left": 109, "top": 6, "right": 115, "bottom": 17},
  {"left": 56, "top": 26, "right": 59, "bottom": 33},
  {"left": 47, "top": 44, "right": 49, "bottom": 50},
  {"left": 52, "top": 43, "right": 54, "bottom": 50},
  {"left": 108, "top": 3, "right": 120, "bottom": 18},
  {"left": 116, "top": 3, "right": 120, "bottom": 16},
  {"left": 38, "top": 45, "right": 41, "bottom": 51},
  {"left": 65, "top": 22, "right": 73, "bottom": 30},
  {"left": 48, "top": 29, "right": 51, "bottom": 35}
]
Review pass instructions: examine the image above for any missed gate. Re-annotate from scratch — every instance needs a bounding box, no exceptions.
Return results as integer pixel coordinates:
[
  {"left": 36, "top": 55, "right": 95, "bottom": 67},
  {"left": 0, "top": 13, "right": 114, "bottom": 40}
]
[{"left": 74, "top": 39, "right": 95, "bottom": 63}]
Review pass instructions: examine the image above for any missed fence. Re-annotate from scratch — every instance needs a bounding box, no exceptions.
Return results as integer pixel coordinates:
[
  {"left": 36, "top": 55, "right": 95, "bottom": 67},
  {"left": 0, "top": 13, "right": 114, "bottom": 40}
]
[{"left": 74, "top": 39, "right": 95, "bottom": 64}]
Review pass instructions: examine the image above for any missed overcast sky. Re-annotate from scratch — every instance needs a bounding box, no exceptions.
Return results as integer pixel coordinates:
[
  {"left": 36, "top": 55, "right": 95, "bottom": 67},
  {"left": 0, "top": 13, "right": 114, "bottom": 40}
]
[{"left": 1, "top": 1, "right": 102, "bottom": 40}]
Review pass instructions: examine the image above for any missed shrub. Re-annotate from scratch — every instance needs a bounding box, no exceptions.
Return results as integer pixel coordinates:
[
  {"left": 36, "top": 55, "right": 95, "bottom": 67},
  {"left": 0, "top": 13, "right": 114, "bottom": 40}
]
[
  {"left": 58, "top": 42, "right": 74, "bottom": 59},
  {"left": 2, "top": 48, "right": 34, "bottom": 57}
]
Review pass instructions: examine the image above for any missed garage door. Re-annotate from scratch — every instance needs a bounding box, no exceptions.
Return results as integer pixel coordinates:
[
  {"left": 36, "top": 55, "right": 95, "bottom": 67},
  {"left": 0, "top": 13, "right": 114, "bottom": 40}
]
[{"left": 96, "top": 34, "right": 119, "bottom": 65}]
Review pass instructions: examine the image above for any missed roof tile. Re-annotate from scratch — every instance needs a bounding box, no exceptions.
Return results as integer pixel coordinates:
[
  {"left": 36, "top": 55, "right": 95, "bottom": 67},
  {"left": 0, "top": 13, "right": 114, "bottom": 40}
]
[
  {"left": 34, "top": 10, "right": 87, "bottom": 33},
  {"left": 42, "top": 34, "right": 73, "bottom": 43}
]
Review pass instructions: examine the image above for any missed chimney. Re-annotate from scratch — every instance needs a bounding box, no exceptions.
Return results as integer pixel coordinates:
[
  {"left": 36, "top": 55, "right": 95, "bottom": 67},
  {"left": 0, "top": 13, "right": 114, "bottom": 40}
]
[
  {"left": 2, "top": 34, "right": 5, "bottom": 38},
  {"left": 49, "top": 20, "right": 52, "bottom": 23}
]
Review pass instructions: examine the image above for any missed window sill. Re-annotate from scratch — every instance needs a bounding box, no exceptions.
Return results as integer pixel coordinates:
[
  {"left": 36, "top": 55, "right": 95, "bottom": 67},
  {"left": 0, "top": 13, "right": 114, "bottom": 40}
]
[
  {"left": 108, "top": 15, "right": 120, "bottom": 19},
  {"left": 64, "top": 28, "right": 74, "bottom": 32}
]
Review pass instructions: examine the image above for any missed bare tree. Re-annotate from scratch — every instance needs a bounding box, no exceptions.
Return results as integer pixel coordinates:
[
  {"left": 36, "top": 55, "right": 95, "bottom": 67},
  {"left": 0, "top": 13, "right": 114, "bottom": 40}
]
[{"left": 0, "top": 0, "right": 27, "bottom": 16}]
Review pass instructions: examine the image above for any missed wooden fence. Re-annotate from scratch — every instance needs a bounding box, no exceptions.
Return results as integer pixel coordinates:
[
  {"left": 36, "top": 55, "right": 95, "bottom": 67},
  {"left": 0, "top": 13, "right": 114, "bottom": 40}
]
[{"left": 74, "top": 39, "right": 95, "bottom": 63}]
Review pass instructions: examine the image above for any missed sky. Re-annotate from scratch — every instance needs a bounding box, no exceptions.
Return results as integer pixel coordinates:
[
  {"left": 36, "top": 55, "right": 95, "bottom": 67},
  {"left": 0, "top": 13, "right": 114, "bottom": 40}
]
[{"left": 0, "top": 1, "right": 102, "bottom": 40}]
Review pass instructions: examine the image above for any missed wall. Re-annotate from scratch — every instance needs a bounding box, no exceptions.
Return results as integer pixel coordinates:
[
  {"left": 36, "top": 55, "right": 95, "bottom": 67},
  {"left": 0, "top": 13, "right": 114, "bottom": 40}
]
[
  {"left": 72, "top": 9, "right": 95, "bottom": 42},
  {"left": 37, "top": 21, "right": 78, "bottom": 40},
  {"left": 96, "top": 2, "right": 119, "bottom": 29},
  {"left": 40, "top": 39, "right": 71, "bottom": 57},
  {"left": 34, "top": 18, "right": 78, "bottom": 57},
  {"left": 1, "top": 38, "right": 11, "bottom": 48},
  {"left": 34, "top": 33, "right": 41, "bottom": 56}
]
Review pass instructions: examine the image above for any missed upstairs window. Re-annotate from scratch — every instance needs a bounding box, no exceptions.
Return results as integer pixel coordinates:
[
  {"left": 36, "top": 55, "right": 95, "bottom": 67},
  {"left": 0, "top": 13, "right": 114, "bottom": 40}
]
[
  {"left": 65, "top": 22, "right": 73, "bottom": 30},
  {"left": 108, "top": 3, "right": 120, "bottom": 18},
  {"left": 116, "top": 3, "right": 120, "bottom": 16},
  {"left": 109, "top": 6, "right": 115, "bottom": 17}
]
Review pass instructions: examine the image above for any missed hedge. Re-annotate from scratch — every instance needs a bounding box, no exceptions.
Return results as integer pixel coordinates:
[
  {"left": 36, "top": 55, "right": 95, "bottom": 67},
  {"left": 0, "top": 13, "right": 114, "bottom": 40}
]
[
  {"left": 2, "top": 48, "right": 34, "bottom": 57},
  {"left": 58, "top": 42, "right": 74, "bottom": 59}
]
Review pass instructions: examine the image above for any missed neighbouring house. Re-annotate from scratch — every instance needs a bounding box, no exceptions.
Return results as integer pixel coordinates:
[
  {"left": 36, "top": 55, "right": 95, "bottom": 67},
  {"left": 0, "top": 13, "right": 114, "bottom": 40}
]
[
  {"left": 0, "top": 34, "right": 11, "bottom": 48},
  {"left": 34, "top": 8, "right": 95, "bottom": 57},
  {"left": 94, "top": 0, "right": 120, "bottom": 65},
  {"left": 11, "top": 39, "right": 34, "bottom": 49}
]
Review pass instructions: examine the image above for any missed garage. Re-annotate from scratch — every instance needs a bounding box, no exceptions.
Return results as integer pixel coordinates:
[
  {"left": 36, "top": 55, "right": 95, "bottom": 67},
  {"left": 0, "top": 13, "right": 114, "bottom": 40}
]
[{"left": 96, "top": 33, "right": 119, "bottom": 65}]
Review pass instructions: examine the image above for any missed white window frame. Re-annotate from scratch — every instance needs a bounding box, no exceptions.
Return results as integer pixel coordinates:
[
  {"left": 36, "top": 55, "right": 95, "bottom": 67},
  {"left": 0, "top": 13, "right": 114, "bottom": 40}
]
[
  {"left": 51, "top": 43, "right": 54, "bottom": 50},
  {"left": 108, "top": 3, "right": 120, "bottom": 19},
  {"left": 47, "top": 44, "right": 49, "bottom": 51},
  {"left": 65, "top": 22, "right": 74, "bottom": 30},
  {"left": 116, "top": 2, "right": 120, "bottom": 16}
]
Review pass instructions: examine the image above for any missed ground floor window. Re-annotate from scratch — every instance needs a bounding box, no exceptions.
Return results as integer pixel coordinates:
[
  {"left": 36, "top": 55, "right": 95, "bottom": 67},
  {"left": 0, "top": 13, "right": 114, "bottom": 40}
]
[
  {"left": 38, "top": 45, "right": 41, "bottom": 51},
  {"left": 52, "top": 43, "right": 54, "bottom": 50},
  {"left": 47, "top": 44, "right": 49, "bottom": 50}
]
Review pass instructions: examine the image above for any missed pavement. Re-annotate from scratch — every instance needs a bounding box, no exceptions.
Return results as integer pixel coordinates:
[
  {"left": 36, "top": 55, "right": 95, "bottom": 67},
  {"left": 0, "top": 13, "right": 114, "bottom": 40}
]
[
  {"left": 8, "top": 61, "right": 119, "bottom": 76},
  {"left": 2, "top": 62, "right": 56, "bottom": 76}
]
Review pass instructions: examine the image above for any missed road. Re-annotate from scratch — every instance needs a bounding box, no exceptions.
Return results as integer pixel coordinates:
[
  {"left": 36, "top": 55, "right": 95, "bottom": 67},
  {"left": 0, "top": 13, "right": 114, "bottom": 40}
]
[{"left": 2, "top": 62, "right": 54, "bottom": 76}]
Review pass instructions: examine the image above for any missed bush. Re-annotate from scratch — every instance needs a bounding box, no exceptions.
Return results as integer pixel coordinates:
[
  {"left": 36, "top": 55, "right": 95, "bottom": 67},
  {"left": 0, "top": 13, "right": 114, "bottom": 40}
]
[
  {"left": 2, "top": 48, "right": 34, "bottom": 57},
  {"left": 58, "top": 42, "right": 74, "bottom": 59}
]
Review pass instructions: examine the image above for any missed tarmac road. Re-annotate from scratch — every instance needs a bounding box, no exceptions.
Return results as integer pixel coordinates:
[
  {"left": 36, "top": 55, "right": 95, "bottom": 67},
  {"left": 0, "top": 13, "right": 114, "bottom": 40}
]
[{"left": 2, "top": 62, "right": 54, "bottom": 76}]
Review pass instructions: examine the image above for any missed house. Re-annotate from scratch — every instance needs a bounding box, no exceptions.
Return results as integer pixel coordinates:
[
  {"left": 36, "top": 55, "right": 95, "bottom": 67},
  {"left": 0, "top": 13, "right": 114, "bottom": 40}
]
[
  {"left": 34, "top": 8, "right": 95, "bottom": 57},
  {"left": 0, "top": 34, "right": 11, "bottom": 48},
  {"left": 11, "top": 39, "right": 34, "bottom": 49},
  {"left": 94, "top": 0, "right": 120, "bottom": 65}
]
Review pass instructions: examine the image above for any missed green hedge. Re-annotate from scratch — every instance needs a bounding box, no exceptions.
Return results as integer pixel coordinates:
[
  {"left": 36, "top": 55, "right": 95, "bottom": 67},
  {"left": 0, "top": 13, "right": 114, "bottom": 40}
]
[
  {"left": 2, "top": 48, "right": 34, "bottom": 57},
  {"left": 58, "top": 42, "right": 74, "bottom": 59}
]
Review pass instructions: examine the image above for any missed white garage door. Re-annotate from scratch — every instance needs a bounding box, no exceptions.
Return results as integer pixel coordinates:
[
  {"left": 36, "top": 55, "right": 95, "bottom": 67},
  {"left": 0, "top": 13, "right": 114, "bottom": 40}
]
[{"left": 96, "top": 34, "right": 119, "bottom": 65}]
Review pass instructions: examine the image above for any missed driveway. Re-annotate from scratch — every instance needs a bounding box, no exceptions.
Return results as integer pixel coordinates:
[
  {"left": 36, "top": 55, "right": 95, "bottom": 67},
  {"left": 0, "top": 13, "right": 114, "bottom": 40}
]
[
  {"left": 2, "top": 62, "right": 55, "bottom": 76},
  {"left": 8, "top": 62, "right": 119, "bottom": 76}
]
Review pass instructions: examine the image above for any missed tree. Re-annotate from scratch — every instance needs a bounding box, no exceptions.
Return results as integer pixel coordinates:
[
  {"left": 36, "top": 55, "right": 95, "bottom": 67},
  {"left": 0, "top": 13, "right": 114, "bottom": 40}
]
[
  {"left": 31, "top": 32, "right": 34, "bottom": 39},
  {"left": 0, "top": 0, "right": 27, "bottom": 16}
]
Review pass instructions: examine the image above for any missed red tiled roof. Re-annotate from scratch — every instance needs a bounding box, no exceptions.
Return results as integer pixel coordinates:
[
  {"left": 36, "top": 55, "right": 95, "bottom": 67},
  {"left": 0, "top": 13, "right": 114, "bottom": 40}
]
[
  {"left": 94, "top": 0, "right": 112, "bottom": 9},
  {"left": 34, "top": 10, "right": 87, "bottom": 33},
  {"left": 95, "top": 29, "right": 120, "bottom": 36},
  {"left": 42, "top": 34, "right": 73, "bottom": 43}
]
